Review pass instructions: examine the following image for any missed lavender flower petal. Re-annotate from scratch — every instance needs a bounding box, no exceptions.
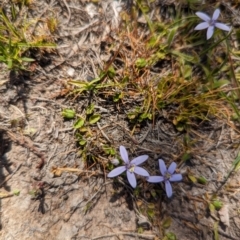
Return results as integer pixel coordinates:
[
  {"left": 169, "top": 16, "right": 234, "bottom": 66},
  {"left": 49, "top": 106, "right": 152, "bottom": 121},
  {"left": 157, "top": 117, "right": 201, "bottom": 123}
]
[
  {"left": 168, "top": 162, "right": 177, "bottom": 174},
  {"left": 159, "top": 159, "right": 167, "bottom": 176},
  {"left": 127, "top": 170, "right": 137, "bottom": 188},
  {"left": 165, "top": 180, "right": 173, "bottom": 198},
  {"left": 169, "top": 174, "right": 183, "bottom": 182},
  {"left": 194, "top": 22, "right": 209, "bottom": 30},
  {"left": 147, "top": 176, "right": 164, "bottom": 183},
  {"left": 131, "top": 155, "right": 148, "bottom": 165},
  {"left": 119, "top": 145, "right": 129, "bottom": 164},
  {"left": 107, "top": 166, "right": 126, "bottom": 177},
  {"left": 207, "top": 25, "right": 215, "bottom": 39},
  {"left": 196, "top": 12, "right": 210, "bottom": 21},
  {"left": 215, "top": 23, "right": 231, "bottom": 31},
  {"left": 212, "top": 9, "right": 220, "bottom": 21},
  {"left": 134, "top": 166, "right": 149, "bottom": 177}
]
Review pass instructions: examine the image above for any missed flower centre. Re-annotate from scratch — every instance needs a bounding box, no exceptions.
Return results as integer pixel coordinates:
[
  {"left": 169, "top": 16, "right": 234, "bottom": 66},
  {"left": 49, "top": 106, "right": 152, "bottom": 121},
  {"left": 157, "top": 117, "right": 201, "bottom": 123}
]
[
  {"left": 209, "top": 19, "right": 216, "bottom": 26},
  {"left": 164, "top": 172, "right": 171, "bottom": 180},
  {"left": 128, "top": 164, "right": 135, "bottom": 173}
]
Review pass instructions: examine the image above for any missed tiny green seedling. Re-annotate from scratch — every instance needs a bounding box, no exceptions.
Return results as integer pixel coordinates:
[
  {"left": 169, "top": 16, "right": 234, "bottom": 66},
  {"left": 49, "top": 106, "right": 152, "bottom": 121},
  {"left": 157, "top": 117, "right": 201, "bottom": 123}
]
[
  {"left": 61, "top": 103, "right": 102, "bottom": 161},
  {"left": 61, "top": 109, "right": 76, "bottom": 119},
  {"left": 163, "top": 232, "right": 177, "bottom": 240}
]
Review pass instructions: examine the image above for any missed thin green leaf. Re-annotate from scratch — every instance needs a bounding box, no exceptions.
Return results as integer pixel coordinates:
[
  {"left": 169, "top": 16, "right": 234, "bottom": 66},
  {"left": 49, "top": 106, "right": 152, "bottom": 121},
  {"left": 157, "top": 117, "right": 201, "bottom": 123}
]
[
  {"left": 165, "top": 232, "right": 176, "bottom": 240},
  {"left": 232, "top": 152, "right": 240, "bottom": 171},
  {"left": 171, "top": 50, "right": 195, "bottom": 62},
  {"left": 167, "top": 27, "right": 177, "bottom": 47},
  {"left": 213, "top": 222, "right": 219, "bottom": 240},
  {"left": 21, "top": 57, "right": 35, "bottom": 62},
  {"left": 7, "top": 59, "right": 13, "bottom": 69},
  {"left": 89, "top": 114, "right": 101, "bottom": 124},
  {"left": 13, "top": 189, "right": 20, "bottom": 196},
  {"left": 74, "top": 118, "right": 85, "bottom": 129},
  {"left": 61, "top": 109, "right": 76, "bottom": 119},
  {"left": 135, "top": 58, "right": 147, "bottom": 68},
  {"left": 197, "top": 176, "right": 208, "bottom": 185},
  {"left": 188, "top": 174, "right": 197, "bottom": 183},
  {"left": 107, "top": 65, "right": 116, "bottom": 78},
  {"left": 212, "top": 80, "right": 230, "bottom": 89},
  {"left": 79, "top": 140, "right": 87, "bottom": 146},
  {"left": 86, "top": 104, "right": 95, "bottom": 115},
  {"left": 162, "top": 217, "right": 172, "bottom": 228}
]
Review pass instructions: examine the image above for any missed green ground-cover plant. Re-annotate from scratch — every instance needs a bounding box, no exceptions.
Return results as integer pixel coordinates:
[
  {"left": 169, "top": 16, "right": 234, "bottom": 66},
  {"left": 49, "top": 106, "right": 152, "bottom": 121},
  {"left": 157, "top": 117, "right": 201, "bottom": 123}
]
[
  {"left": 0, "top": 0, "right": 55, "bottom": 70},
  {"left": 61, "top": 103, "right": 106, "bottom": 168},
  {"left": 76, "top": 13, "right": 234, "bottom": 125}
]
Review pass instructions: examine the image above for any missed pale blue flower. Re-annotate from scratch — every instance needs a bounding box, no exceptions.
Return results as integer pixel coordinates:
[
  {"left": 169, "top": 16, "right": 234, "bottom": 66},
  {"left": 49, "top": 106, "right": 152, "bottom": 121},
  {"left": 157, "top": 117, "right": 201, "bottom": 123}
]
[
  {"left": 107, "top": 146, "right": 149, "bottom": 188},
  {"left": 194, "top": 9, "right": 231, "bottom": 40},
  {"left": 147, "top": 159, "right": 182, "bottom": 198}
]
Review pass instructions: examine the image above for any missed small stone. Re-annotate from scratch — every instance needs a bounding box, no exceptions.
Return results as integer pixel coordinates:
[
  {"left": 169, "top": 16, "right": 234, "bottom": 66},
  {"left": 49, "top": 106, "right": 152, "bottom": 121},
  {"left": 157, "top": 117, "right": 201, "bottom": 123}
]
[
  {"left": 85, "top": 3, "right": 98, "bottom": 18},
  {"left": 63, "top": 213, "right": 71, "bottom": 222},
  {"left": 111, "top": 158, "right": 120, "bottom": 166},
  {"left": 67, "top": 67, "right": 75, "bottom": 77}
]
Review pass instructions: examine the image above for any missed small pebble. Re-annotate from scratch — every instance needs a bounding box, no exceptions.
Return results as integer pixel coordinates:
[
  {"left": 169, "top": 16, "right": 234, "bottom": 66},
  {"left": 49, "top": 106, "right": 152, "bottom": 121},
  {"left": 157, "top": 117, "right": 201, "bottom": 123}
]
[{"left": 67, "top": 67, "right": 75, "bottom": 77}]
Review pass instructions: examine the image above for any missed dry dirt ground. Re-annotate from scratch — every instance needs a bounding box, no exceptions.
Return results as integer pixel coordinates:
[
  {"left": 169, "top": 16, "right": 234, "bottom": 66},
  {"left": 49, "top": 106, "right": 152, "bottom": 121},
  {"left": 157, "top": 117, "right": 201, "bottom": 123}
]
[{"left": 1, "top": 0, "right": 240, "bottom": 240}]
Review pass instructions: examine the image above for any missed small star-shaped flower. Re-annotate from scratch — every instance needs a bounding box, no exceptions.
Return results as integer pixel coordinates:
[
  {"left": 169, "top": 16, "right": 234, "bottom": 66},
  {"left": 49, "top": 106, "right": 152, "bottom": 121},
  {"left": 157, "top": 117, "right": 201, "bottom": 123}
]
[
  {"left": 147, "top": 159, "right": 182, "bottom": 198},
  {"left": 194, "top": 9, "right": 231, "bottom": 40},
  {"left": 107, "top": 146, "right": 149, "bottom": 188}
]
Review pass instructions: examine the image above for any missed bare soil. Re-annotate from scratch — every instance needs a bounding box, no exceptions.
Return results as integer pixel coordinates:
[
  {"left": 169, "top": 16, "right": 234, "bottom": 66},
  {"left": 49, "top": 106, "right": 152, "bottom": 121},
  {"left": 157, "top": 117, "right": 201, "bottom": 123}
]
[{"left": 0, "top": 1, "right": 240, "bottom": 240}]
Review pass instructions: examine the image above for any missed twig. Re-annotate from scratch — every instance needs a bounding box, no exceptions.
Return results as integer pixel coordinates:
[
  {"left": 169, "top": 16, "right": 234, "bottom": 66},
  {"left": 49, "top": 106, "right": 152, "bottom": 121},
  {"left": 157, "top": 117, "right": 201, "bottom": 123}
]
[
  {"left": 0, "top": 164, "right": 22, "bottom": 187},
  {"left": 60, "top": 20, "right": 100, "bottom": 37},
  {"left": 46, "top": 144, "right": 58, "bottom": 167},
  {"left": 138, "top": 123, "right": 152, "bottom": 144},
  {"left": 62, "top": 0, "right": 71, "bottom": 24},
  {"left": 218, "top": 229, "right": 238, "bottom": 240},
  {"left": 215, "top": 124, "right": 225, "bottom": 148},
  {"left": 92, "top": 232, "right": 156, "bottom": 240},
  {"left": 29, "top": 96, "right": 69, "bottom": 108},
  {"left": 97, "top": 123, "right": 111, "bottom": 143},
  {"left": 0, "top": 192, "right": 15, "bottom": 199}
]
